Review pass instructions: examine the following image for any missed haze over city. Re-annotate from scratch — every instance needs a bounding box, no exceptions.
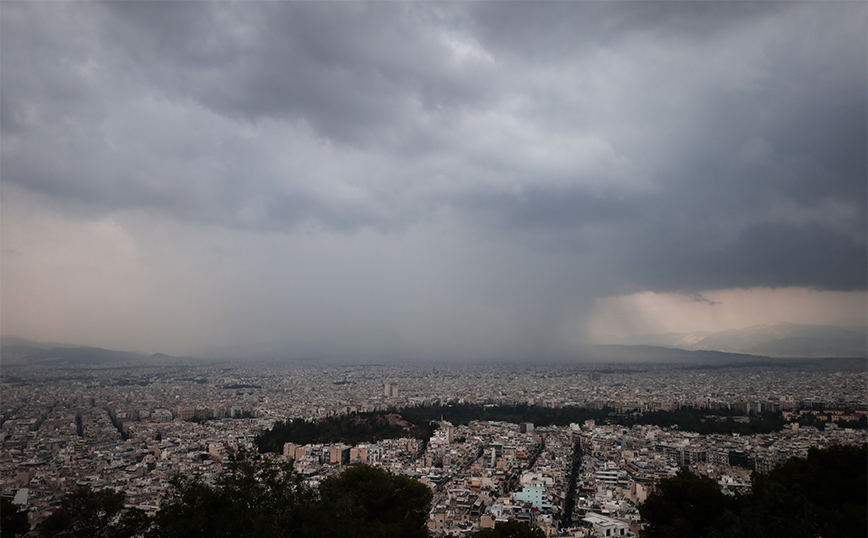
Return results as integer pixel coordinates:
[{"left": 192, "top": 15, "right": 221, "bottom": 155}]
[{"left": 2, "top": 2, "right": 865, "bottom": 361}]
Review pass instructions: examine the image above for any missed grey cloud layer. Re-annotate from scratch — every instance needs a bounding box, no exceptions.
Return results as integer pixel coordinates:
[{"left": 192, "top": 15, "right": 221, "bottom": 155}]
[{"left": 2, "top": 2, "right": 865, "bottom": 301}]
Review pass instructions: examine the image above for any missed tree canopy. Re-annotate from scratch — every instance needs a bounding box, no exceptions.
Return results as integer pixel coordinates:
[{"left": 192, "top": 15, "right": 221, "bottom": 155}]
[
  {"left": 151, "top": 449, "right": 317, "bottom": 538},
  {"left": 1, "top": 496, "right": 30, "bottom": 538},
  {"left": 318, "top": 464, "right": 432, "bottom": 538},
  {"left": 640, "top": 469, "right": 732, "bottom": 538},
  {"left": 149, "top": 448, "right": 431, "bottom": 538},
  {"left": 256, "top": 411, "right": 434, "bottom": 453},
  {"left": 639, "top": 444, "right": 867, "bottom": 538},
  {"left": 38, "top": 487, "right": 149, "bottom": 538},
  {"left": 402, "top": 403, "right": 785, "bottom": 435}
]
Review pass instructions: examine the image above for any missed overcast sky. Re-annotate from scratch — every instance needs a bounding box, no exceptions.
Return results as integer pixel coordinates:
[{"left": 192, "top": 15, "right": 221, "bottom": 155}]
[{"left": 2, "top": 2, "right": 865, "bottom": 360}]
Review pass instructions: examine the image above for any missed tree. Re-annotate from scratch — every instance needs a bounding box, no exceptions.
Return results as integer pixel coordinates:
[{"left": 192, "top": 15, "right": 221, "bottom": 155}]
[
  {"left": 317, "top": 464, "right": 433, "bottom": 538},
  {"left": 707, "top": 477, "right": 813, "bottom": 538},
  {"left": 639, "top": 469, "right": 732, "bottom": 538},
  {"left": 471, "top": 520, "right": 545, "bottom": 538},
  {"left": 150, "top": 447, "right": 316, "bottom": 538},
  {"left": 1, "top": 496, "right": 30, "bottom": 538},
  {"left": 710, "top": 444, "right": 867, "bottom": 538},
  {"left": 772, "top": 444, "right": 866, "bottom": 537},
  {"left": 38, "top": 487, "right": 149, "bottom": 538},
  {"left": 639, "top": 445, "right": 867, "bottom": 538},
  {"left": 150, "top": 449, "right": 432, "bottom": 538}
]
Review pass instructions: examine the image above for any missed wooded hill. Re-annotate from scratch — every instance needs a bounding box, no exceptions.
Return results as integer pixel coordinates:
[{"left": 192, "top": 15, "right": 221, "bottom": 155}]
[{"left": 255, "top": 411, "right": 435, "bottom": 453}]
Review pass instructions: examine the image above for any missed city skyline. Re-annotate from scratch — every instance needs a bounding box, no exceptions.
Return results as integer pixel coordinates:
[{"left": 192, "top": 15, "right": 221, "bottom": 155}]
[{"left": 2, "top": 357, "right": 866, "bottom": 535}]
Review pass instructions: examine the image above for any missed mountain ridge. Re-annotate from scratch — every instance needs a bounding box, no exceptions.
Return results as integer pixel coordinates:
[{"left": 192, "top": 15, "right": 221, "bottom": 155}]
[
  {"left": 3, "top": 324, "right": 865, "bottom": 367},
  {"left": 602, "top": 322, "right": 867, "bottom": 358}
]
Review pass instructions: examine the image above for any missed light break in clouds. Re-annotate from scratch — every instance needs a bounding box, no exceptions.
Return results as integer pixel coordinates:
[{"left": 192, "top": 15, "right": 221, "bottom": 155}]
[{"left": 1, "top": 2, "right": 865, "bottom": 360}]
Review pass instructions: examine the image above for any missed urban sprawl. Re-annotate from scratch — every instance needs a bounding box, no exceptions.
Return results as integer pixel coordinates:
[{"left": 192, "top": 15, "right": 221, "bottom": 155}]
[{"left": 2, "top": 361, "right": 866, "bottom": 537}]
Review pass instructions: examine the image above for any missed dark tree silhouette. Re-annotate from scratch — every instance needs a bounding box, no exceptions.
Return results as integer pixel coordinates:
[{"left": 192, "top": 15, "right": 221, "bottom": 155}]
[
  {"left": 318, "top": 464, "right": 433, "bottom": 538},
  {"left": 1, "top": 496, "right": 30, "bottom": 538},
  {"left": 256, "top": 411, "right": 434, "bottom": 453},
  {"left": 709, "top": 444, "right": 867, "bottom": 538},
  {"left": 640, "top": 445, "right": 867, "bottom": 538},
  {"left": 639, "top": 469, "right": 732, "bottom": 538},
  {"left": 150, "top": 448, "right": 316, "bottom": 538},
  {"left": 150, "top": 449, "right": 432, "bottom": 538},
  {"left": 38, "top": 487, "right": 148, "bottom": 538}
]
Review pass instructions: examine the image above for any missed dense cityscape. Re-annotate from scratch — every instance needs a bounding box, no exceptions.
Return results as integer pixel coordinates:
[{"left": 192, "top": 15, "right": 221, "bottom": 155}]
[
  {"left": 2, "top": 2, "right": 866, "bottom": 535},
  {"left": 2, "top": 358, "right": 865, "bottom": 536}
]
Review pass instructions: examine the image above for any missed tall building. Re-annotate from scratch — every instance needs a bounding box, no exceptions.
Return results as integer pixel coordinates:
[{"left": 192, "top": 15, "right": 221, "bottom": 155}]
[{"left": 384, "top": 383, "right": 398, "bottom": 397}]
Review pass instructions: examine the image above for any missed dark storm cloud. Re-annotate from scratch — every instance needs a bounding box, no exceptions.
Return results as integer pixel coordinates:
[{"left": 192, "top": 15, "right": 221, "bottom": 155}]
[
  {"left": 101, "top": 2, "right": 492, "bottom": 143},
  {"left": 463, "top": 187, "right": 639, "bottom": 231},
  {"left": 615, "top": 218, "right": 867, "bottom": 293},
  {"left": 466, "top": 1, "right": 788, "bottom": 59},
  {"left": 2, "top": 0, "right": 865, "bottom": 310}
]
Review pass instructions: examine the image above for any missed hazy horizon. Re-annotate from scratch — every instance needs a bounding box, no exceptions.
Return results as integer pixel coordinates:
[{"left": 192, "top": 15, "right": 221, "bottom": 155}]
[
  {"left": 4, "top": 318, "right": 866, "bottom": 366},
  {"left": 2, "top": 2, "right": 865, "bottom": 361}
]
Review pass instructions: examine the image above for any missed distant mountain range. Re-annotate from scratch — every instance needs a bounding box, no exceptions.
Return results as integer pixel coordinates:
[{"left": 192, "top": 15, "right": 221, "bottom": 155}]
[
  {"left": 602, "top": 323, "right": 867, "bottom": 358},
  {"left": 2, "top": 322, "right": 865, "bottom": 368},
  {"left": 0, "top": 337, "right": 185, "bottom": 367}
]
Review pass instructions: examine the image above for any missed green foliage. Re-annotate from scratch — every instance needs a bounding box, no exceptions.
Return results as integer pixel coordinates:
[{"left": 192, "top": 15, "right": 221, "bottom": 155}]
[
  {"left": 318, "top": 464, "right": 433, "bottom": 538},
  {"left": 257, "top": 404, "right": 785, "bottom": 452},
  {"left": 256, "top": 411, "right": 434, "bottom": 453},
  {"left": 640, "top": 469, "right": 732, "bottom": 538},
  {"left": 836, "top": 414, "right": 868, "bottom": 429},
  {"left": 621, "top": 409, "right": 785, "bottom": 435},
  {"left": 36, "top": 449, "right": 434, "bottom": 538},
  {"left": 1, "top": 496, "right": 30, "bottom": 538},
  {"left": 401, "top": 402, "right": 610, "bottom": 427},
  {"left": 471, "top": 520, "right": 545, "bottom": 538},
  {"left": 708, "top": 478, "right": 814, "bottom": 538},
  {"left": 38, "top": 487, "right": 149, "bottom": 538},
  {"left": 710, "top": 444, "right": 868, "bottom": 538},
  {"left": 400, "top": 403, "right": 785, "bottom": 434},
  {"left": 640, "top": 445, "right": 867, "bottom": 538},
  {"left": 150, "top": 447, "right": 317, "bottom": 538},
  {"left": 150, "top": 449, "right": 432, "bottom": 538}
]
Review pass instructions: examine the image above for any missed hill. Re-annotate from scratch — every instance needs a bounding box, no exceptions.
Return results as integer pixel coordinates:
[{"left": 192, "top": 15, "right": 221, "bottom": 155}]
[
  {"left": 256, "top": 411, "right": 435, "bottom": 453},
  {"left": 577, "top": 344, "right": 766, "bottom": 364},
  {"left": 0, "top": 338, "right": 191, "bottom": 366}
]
